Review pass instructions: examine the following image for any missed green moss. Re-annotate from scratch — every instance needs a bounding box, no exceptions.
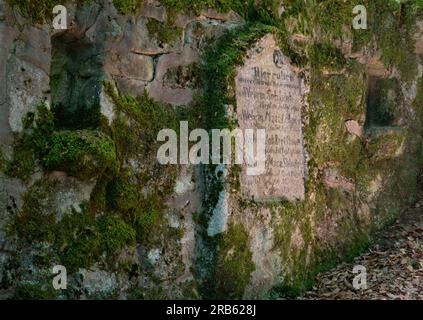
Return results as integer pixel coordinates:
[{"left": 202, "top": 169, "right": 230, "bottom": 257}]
[
  {"left": 282, "top": 0, "right": 418, "bottom": 80},
  {"left": 309, "top": 43, "right": 346, "bottom": 72},
  {"left": 89, "top": 177, "right": 108, "bottom": 214},
  {"left": 6, "top": 103, "right": 55, "bottom": 181},
  {"left": 9, "top": 180, "right": 57, "bottom": 244},
  {"left": 161, "top": 0, "right": 281, "bottom": 24},
  {"left": 127, "top": 287, "right": 145, "bottom": 300},
  {"left": 0, "top": 147, "right": 5, "bottom": 172},
  {"left": 106, "top": 169, "right": 138, "bottom": 211},
  {"left": 14, "top": 281, "right": 58, "bottom": 300},
  {"left": 206, "top": 223, "right": 255, "bottom": 299},
  {"left": 135, "top": 209, "right": 160, "bottom": 240},
  {"left": 305, "top": 71, "right": 368, "bottom": 182},
  {"left": 146, "top": 18, "right": 183, "bottom": 44},
  {"left": 370, "top": 0, "right": 418, "bottom": 81},
  {"left": 199, "top": 22, "right": 274, "bottom": 131},
  {"left": 113, "top": 0, "right": 142, "bottom": 15},
  {"left": 6, "top": 0, "right": 70, "bottom": 24},
  {"left": 56, "top": 210, "right": 100, "bottom": 272},
  {"left": 96, "top": 215, "right": 136, "bottom": 252},
  {"left": 102, "top": 85, "right": 191, "bottom": 248},
  {"left": 105, "top": 85, "right": 181, "bottom": 152},
  {"left": 5, "top": 135, "right": 37, "bottom": 181},
  {"left": 7, "top": 103, "right": 115, "bottom": 182},
  {"left": 367, "top": 128, "right": 406, "bottom": 162},
  {"left": 31, "top": 103, "right": 56, "bottom": 149},
  {"left": 42, "top": 130, "right": 119, "bottom": 180},
  {"left": 58, "top": 211, "right": 136, "bottom": 273}
]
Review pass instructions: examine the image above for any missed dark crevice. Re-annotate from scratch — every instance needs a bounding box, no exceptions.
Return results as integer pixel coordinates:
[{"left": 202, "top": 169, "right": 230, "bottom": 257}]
[
  {"left": 50, "top": 32, "right": 105, "bottom": 130},
  {"left": 365, "top": 75, "right": 399, "bottom": 130}
]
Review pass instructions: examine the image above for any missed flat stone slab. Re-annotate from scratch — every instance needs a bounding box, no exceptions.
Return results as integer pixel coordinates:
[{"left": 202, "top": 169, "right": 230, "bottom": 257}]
[{"left": 235, "top": 34, "right": 306, "bottom": 201}]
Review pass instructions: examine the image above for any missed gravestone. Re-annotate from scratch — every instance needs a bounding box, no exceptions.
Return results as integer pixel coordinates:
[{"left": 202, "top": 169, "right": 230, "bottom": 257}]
[{"left": 235, "top": 34, "right": 306, "bottom": 201}]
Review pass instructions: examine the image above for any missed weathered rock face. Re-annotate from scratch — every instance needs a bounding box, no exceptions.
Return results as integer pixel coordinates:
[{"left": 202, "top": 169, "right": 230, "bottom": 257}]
[
  {"left": 0, "top": 2, "right": 17, "bottom": 147},
  {"left": 0, "top": 0, "right": 242, "bottom": 300},
  {"left": 0, "top": 0, "right": 422, "bottom": 300}
]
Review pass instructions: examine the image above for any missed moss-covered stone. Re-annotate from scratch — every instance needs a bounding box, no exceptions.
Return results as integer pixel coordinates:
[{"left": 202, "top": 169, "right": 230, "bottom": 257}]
[
  {"left": 5, "top": 103, "right": 55, "bottom": 181},
  {"left": 5, "top": 0, "right": 423, "bottom": 300},
  {"left": 42, "top": 130, "right": 119, "bottom": 180},
  {"left": 0, "top": 147, "right": 5, "bottom": 172},
  {"left": 113, "top": 0, "right": 142, "bottom": 15},
  {"left": 204, "top": 223, "right": 255, "bottom": 299},
  {"left": 103, "top": 86, "right": 183, "bottom": 240},
  {"left": 107, "top": 169, "right": 139, "bottom": 211},
  {"left": 57, "top": 210, "right": 136, "bottom": 273},
  {"left": 160, "top": 0, "right": 281, "bottom": 23},
  {"left": 367, "top": 128, "right": 406, "bottom": 162},
  {"left": 9, "top": 180, "right": 57, "bottom": 244},
  {"left": 146, "top": 18, "right": 183, "bottom": 44},
  {"left": 194, "top": 2, "right": 421, "bottom": 297},
  {"left": 163, "top": 63, "right": 200, "bottom": 89},
  {"left": 14, "top": 281, "right": 58, "bottom": 300},
  {"left": 6, "top": 0, "right": 71, "bottom": 24},
  {"left": 5, "top": 135, "right": 37, "bottom": 181},
  {"left": 309, "top": 43, "right": 346, "bottom": 72}
]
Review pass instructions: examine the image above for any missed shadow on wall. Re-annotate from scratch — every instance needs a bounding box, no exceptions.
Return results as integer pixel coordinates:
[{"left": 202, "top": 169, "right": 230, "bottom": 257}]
[
  {"left": 365, "top": 75, "right": 400, "bottom": 129},
  {"left": 50, "top": 32, "right": 104, "bottom": 130}
]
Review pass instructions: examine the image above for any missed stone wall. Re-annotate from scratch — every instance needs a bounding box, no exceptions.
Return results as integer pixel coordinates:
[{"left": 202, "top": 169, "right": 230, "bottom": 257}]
[{"left": 0, "top": 0, "right": 422, "bottom": 299}]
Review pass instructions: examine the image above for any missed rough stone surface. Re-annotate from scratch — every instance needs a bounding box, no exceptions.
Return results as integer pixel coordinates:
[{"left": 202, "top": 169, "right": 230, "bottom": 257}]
[
  {"left": 323, "top": 167, "right": 355, "bottom": 193},
  {"left": 140, "top": 0, "right": 167, "bottom": 22},
  {"left": 0, "top": 11, "right": 17, "bottom": 146},
  {"left": 129, "top": 17, "right": 183, "bottom": 56},
  {"left": 100, "top": 87, "right": 116, "bottom": 125},
  {"left": 1, "top": 0, "right": 422, "bottom": 301},
  {"left": 207, "top": 190, "right": 229, "bottom": 237},
  {"left": 7, "top": 27, "right": 51, "bottom": 133},
  {"left": 244, "top": 208, "right": 280, "bottom": 299},
  {"left": 148, "top": 47, "right": 199, "bottom": 105},
  {"left": 345, "top": 120, "right": 363, "bottom": 138},
  {"left": 49, "top": 174, "right": 96, "bottom": 220},
  {"left": 415, "top": 20, "right": 423, "bottom": 55},
  {"left": 107, "top": 52, "right": 154, "bottom": 82},
  {"left": 174, "top": 173, "right": 195, "bottom": 195},
  {"left": 0, "top": 174, "right": 26, "bottom": 237},
  {"left": 200, "top": 9, "right": 242, "bottom": 22},
  {"left": 79, "top": 268, "right": 118, "bottom": 296}
]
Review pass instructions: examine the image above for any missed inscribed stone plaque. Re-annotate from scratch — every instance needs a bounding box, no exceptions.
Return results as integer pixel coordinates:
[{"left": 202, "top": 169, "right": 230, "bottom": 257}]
[{"left": 235, "top": 34, "right": 306, "bottom": 201}]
